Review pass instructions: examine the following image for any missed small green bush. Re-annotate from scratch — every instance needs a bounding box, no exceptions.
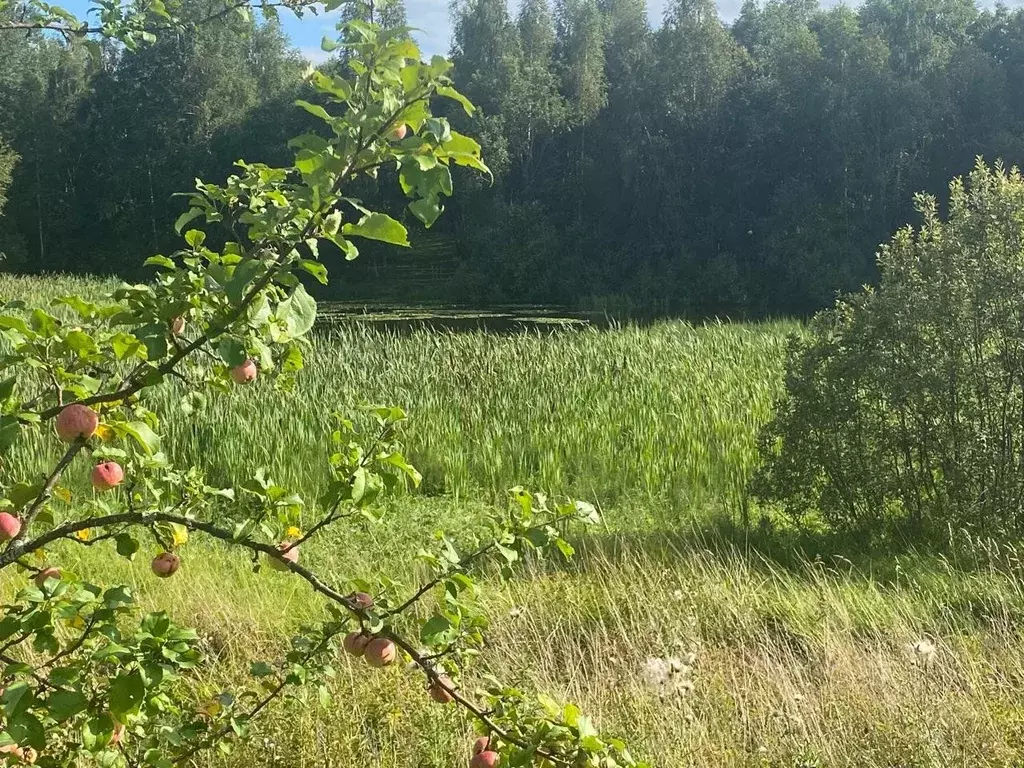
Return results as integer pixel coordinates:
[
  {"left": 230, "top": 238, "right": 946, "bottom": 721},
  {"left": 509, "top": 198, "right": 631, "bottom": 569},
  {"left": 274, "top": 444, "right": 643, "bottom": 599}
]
[{"left": 756, "top": 160, "right": 1024, "bottom": 540}]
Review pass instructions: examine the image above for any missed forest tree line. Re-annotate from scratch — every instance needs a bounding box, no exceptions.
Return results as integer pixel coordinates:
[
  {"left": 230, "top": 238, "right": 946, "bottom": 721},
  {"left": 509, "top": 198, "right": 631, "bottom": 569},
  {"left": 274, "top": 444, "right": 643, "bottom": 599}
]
[{"left": 2, "top": 0, "right": 1023, "bottom": 316}]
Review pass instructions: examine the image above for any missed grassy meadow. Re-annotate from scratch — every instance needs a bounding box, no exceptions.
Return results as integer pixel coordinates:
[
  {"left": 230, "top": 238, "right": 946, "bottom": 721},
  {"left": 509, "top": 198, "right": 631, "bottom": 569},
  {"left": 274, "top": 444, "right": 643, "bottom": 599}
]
[{"left": 3, "top": 273, "right": 1024, "bottom": 767}]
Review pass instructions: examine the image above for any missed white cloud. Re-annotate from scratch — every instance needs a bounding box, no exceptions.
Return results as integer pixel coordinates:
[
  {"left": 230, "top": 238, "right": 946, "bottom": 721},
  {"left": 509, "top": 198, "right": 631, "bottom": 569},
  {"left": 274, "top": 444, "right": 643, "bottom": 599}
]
[
  {"left": 407, "top": 0, "right": 453, "bottom": 57},
  {"left": 299, "top": 44, "right": 334, "bottom": 63}
]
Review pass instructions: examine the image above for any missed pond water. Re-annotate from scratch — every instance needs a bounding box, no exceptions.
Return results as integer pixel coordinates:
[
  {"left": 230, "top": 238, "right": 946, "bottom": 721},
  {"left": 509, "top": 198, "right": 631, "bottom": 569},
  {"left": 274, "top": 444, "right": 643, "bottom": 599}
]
[{"left": 316, "top": 303, "right": 611, "bottom": 333}]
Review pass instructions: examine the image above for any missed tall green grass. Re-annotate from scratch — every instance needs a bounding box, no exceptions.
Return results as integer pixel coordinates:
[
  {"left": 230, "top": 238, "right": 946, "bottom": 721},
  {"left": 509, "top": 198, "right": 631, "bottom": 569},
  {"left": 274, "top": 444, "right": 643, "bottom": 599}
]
[
  {"left": 3, "top": 273, "right": 791, "bottom": 522},
  {"left": 4, "top": 273, "right": 1024, "bottom": 767},
  {"left": 168, "top": 321, "right": 788, "bottom": 515}
]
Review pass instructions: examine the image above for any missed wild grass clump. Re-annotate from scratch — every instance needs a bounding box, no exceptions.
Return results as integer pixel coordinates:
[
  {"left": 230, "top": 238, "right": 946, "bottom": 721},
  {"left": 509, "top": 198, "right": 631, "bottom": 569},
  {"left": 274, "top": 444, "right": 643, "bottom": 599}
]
[{"left": 5, "top": 271, "right": 790, "bottom": 521}]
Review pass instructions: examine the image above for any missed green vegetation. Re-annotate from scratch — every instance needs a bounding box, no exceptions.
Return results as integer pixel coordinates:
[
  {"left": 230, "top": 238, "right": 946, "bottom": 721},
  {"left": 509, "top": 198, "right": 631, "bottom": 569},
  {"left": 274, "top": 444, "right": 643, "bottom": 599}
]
[
  {"left": 0, "top": 138, "right": 14, "bottom": 217},
  {"left": 758, "top": 161, "right": 1024, "bottom": 542},
  {"left": 50, "top": 513, "right": 1024, "bottom": 768},
  {"left": 2, "top": 274, "right": 789, "bottom": 515},
  {"left": 5, "top": 0, "right": 1024, "bottom": 764},
  {"left": 5, "top": 273, "right": 1024, "bottom": 767},
  {"left": 7, "top": 0, "right": 1024, "bottom": 316}
]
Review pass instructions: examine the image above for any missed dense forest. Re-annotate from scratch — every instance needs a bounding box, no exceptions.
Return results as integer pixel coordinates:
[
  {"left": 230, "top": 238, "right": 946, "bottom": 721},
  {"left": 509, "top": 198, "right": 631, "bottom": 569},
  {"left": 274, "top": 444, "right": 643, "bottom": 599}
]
[{"left": 2, "top": 0, "right": 1024, "bottom": 316}]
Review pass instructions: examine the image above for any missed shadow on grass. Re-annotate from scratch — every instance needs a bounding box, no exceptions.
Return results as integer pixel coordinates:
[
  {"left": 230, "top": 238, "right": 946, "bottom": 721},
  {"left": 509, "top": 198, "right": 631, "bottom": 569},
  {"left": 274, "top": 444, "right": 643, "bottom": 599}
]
[
  {"left": 544, "top": 514, "right": 1024, "bottom": 640},
  {"left": 567, "top": 511, "right": 1024, "bottom": 587}
]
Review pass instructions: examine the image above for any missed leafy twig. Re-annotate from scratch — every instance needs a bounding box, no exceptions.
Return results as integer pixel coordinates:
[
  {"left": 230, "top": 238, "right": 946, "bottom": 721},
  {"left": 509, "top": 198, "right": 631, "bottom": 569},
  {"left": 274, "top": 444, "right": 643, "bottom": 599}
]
[{"left": 0, "top": 508, "right": 574, "bottom": 765}]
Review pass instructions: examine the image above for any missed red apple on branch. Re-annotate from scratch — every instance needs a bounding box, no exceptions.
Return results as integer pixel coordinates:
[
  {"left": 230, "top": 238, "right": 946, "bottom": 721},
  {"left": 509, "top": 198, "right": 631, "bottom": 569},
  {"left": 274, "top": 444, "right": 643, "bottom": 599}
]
[
  {"left": 343, "top": 632, "right": 372, "bottom": 657},
  {"left": 0, "top": 513, "right": 21, "bottom": 541},
  {"left": 55, "top": 404, "right": 98, "bottom": 442},
  {"left": 230, "top": 359, "right": 258, "bottom": 384},
  {"left": 267, "top": 541, "right": 298, "bottom": 572},
  {"left": 470, "top": 750, "right": 500, "bottom": 768},
  {"left": 151, "top": 552, "right": 180, "bottom": 578},
  {"left": 364, "top": 637, "right": 396, "bottom": 667},
  {"left": 428, "top": 675, "right": 455, "bottom": 703},
  {"left": 34, "top": 567, "right": 61, "bottom": 587},
  {"left": 91, "top": 462, "right": 124, "bottom": 491}
]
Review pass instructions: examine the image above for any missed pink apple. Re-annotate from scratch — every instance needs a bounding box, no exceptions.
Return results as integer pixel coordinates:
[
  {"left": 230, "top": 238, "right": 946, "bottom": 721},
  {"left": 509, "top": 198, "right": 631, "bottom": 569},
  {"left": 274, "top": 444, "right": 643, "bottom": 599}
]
[
  {"left": 55, "top": 404, "right": 99, "bottom": 443},
  {"left": 470, "top": 751, "right": 500, "bottom": 768},
  {"left": 267, "top": 541, "right": 298, "bottom": 572},
  {"left": 151, "top": 552, "right": 180, "bottom": 578},
  {"left": 170, "top": 316, "right": 186, "bottom": 336},
  {"left": 352, "top": 591, "right": 374, "bottom": 610},
  {"left": 91, "top": 462, "right": 124, "bottom": 491},
  {"left": 428, "top": 675, "right": 455, "bottom": 704},
  {"left": 364, "top": 637, "right": 396, "bottom": 667},
  {"left": 343, "top": 631, "right": 371, "bottom": 657},
  {"left": 0, "top": 513, "right": 21, "bottom": 541},
  {"left": 388, "top": 123, "right": 408, "bottom": 141},
  {"left": 472, "top": 737, "right": 491, "bottom": 755},
  {"left": 229, "top": 359, "right": 258, "bottom": 384}
]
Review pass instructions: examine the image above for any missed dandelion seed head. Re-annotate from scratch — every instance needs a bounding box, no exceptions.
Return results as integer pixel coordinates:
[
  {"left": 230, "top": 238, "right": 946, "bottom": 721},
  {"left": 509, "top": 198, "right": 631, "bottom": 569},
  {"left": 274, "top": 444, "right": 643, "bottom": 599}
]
[{"left": 908, "top": 638, "right": 937, "bottom": 664}]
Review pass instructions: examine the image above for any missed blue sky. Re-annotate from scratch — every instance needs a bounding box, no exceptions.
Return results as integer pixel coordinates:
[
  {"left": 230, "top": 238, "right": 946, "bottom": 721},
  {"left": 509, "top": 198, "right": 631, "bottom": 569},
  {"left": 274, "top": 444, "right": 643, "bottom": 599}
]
[
  {"left": 290, "top": 0, "right": 456, "bottom": 61},
  {"left": 58, "top": 0, "right": 1024, "bottom": 62}
]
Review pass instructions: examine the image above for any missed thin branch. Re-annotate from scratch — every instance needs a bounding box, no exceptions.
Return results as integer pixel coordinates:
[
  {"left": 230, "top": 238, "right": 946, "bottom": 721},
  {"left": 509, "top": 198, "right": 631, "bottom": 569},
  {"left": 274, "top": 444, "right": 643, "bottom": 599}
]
[
  {"left": 36, "top": 260, "right": 286, "bottom": 422},
  {"left": 285, "top": 508, "right": 342, "bottom": 551},
  {"left": 3, "top": 441, "right": 84, "bottom": 555},
  {"left": 385, "top": 516, "right": 561, "bottom": 618},
  {"left": 388, "top": 634, "right": 569, "bottom": 766},
  {"left": 0, "top": 632, "right": 32, "bottom": 656},
  {"left": 41, "top": 615, "right": 101, "bottom": 669},
  {"left": 0, "top": 652, "right": 61, "bottom": 691},
  {"left": 0, "top": 507, "right": 572, "bottom": 764},
  {"left": 171, "top": 632, "right": 336, "bottom": 765},
  {"left": 166, "top": 369, "right": 199, "bottom": 388},
  {"left": 46, "top": 367, "right": 63, "bottom": 408},
  {"left": 287, "top": 422, "right": 391, "bottom": 552},
  {"left": 347, "top": 158, "right": 392, "bottom": 177},
  {"left": 63, "top": 530, "right": 121, "bottom": 547},
  {"left": 384, "top": 540, "right": 496, "bottom": 618},
  {"left": 418, "top": 643, "right": 458, "bottom": 662}
]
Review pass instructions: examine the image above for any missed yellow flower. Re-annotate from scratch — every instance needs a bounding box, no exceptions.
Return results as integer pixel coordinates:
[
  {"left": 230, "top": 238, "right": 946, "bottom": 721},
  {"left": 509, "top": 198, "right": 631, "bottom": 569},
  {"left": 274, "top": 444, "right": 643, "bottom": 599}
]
[
  {"left": 170, "top": 523, "right": 189, "bottom": 548},
  {"left": 286, "top": 526, "right": 302, "bottom": 539},
  {"left": 75, "top": 528, "right": 90, "bottom": 541},
  {"left": 94, "top": 424, "right": 116, "bottom": 442}
]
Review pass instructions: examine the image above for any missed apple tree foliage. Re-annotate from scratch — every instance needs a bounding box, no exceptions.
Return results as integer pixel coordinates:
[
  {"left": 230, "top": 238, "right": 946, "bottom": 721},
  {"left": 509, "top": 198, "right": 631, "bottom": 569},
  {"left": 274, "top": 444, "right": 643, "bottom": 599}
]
[{"left": 0, "top": 1, "right": 647, "bottom": 766}]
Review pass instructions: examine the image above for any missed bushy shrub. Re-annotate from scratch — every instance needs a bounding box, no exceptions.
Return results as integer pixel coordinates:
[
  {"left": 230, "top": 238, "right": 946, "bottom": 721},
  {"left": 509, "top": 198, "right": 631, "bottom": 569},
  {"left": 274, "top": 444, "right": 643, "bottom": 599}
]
[{"left": 755, "top": 160, "right": 1024, "bottom": 540}]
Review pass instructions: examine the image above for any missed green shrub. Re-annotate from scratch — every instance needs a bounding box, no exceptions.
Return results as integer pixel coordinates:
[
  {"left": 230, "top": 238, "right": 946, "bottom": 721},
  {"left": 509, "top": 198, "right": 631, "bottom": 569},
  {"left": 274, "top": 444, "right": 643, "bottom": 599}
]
[{"left": 755, "top": 160, "right": 1024, "bottom": 540}]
